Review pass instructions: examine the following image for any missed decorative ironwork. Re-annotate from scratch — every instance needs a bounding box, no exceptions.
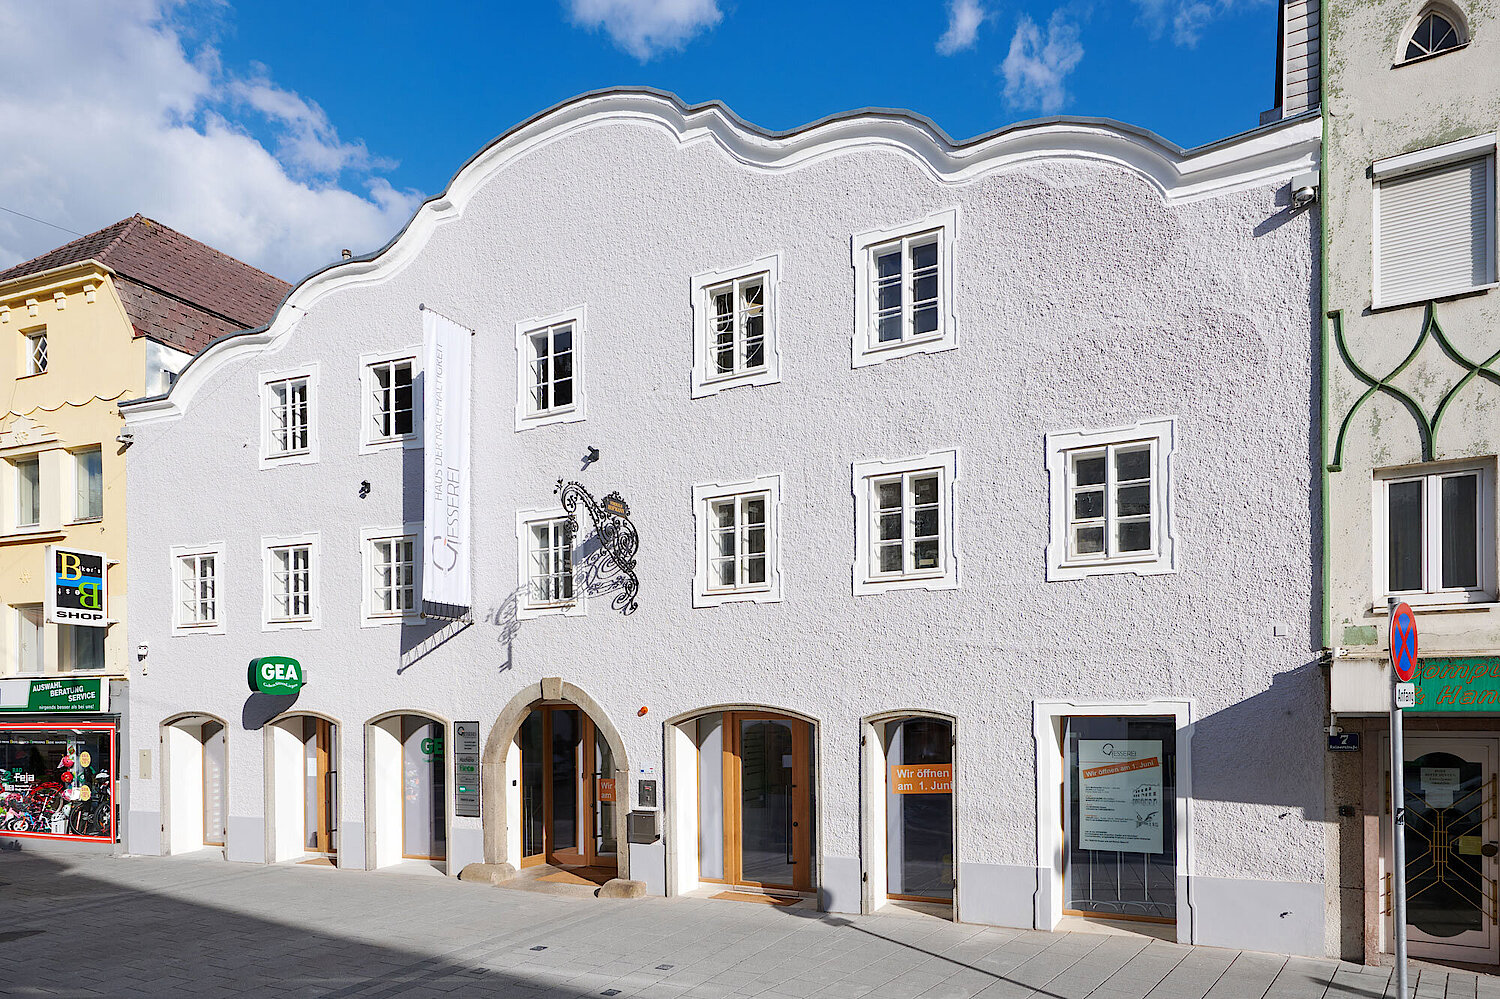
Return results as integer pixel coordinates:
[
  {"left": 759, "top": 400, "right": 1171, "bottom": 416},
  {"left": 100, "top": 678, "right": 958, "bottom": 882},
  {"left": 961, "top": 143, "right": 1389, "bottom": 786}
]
[
  {"left": 555, "top": 479, "right": 640, "bottom": 615},
  {"left": 1330, "top": 303, "right": 1500, "bottom": 471}
]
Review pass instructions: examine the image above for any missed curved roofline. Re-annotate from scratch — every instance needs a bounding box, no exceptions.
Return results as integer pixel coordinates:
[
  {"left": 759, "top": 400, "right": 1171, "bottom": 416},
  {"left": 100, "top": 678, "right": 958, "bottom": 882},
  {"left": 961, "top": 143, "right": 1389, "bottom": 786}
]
[{"left": 121, "top": 87, "right": 1320, "bottom": 425}]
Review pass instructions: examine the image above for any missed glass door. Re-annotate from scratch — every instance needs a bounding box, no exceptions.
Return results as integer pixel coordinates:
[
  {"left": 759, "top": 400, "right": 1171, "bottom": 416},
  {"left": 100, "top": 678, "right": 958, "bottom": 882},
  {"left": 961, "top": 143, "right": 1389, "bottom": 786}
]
[
  {"left": 885, "top": 717, "right": 954, "bottom": 902},
  {"left": 1388, "top": 737, "right": 1499, "bottom": 964},
  {"left": 727, "top": 713, "right": 811, "bottom": 892},
  {"left": 518, "top": 706, "right": 616, "bottom": 871}
]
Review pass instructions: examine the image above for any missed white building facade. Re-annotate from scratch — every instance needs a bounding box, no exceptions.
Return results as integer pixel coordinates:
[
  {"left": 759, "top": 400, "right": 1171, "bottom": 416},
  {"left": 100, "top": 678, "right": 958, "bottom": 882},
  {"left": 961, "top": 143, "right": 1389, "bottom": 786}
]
[{"left": 119, "top": 91, "right": 1328, "bottom": 954}]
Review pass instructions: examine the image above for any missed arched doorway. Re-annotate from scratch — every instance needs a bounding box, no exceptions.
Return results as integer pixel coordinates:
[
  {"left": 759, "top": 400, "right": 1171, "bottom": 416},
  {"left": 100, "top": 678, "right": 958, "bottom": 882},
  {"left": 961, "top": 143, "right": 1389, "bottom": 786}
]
[
  {"left": 667, "top": 707, "right": 817, "bottom": 896},
  {"left": 367, "top": 712, "right": 448, "bottom": 873},
  {"left": 483, "top": 680, "right": 630, "bottom": 883},
  {"left": 265, "top": 714, "right": 339, "bottom": 864},
  {"left": 160, "top": 713, "right": 227, "bottom": 857},
  {"left": 864, "top": 713, "right": 956, "bottom": 915}
]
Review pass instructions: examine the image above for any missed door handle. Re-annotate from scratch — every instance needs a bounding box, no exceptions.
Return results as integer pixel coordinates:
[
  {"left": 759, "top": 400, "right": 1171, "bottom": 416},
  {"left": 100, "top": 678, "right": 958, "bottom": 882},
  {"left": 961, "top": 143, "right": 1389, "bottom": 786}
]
[{"left": 1483, "top": 842, "right": 1499, "bottom": 858}]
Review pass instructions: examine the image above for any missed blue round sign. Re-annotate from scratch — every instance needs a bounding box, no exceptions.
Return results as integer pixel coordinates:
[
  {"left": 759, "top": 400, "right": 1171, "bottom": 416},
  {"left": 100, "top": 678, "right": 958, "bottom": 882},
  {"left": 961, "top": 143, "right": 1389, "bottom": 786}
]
[{"left": 1390, "top": 602, "right": 1418, "bottom": 682}]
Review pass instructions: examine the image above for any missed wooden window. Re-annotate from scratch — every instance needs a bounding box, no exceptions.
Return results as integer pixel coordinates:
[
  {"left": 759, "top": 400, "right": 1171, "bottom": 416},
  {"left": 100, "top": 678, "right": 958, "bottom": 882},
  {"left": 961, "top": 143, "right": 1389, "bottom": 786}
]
[
  {"left": 368, "top": 359, "right": 414, "bottom": 442},
  {"left": 1065, "top": 443, "right": 1155, "bottom": 562},
  {"left": 528, "top": 518, "right": 574, "bottom": 607},
  {"left": 852, "top": 210, "right": 957, "bottom": 367},
  {"left": 1404, "top": 10, "right": 1464, "bottom": 61},
  {"left": 708, "top": 493, "right": 769, "bottom": 591},
  {"left": 708, "top": 277, "right": 766, "bottom": 379},
  {"left": 179, "top": 553, "right": 218, "bottom": 627},
  {"left": 265, "top": 376, "right": 310, "bottom": 456},
  {"left": 14, "top": 604, "right": 42, "bottom": 673},
  {"left": 853, "top": 452, "right": 959, "bottom": 594},
  {"left": 370, "top": 536, "right": 417, "bottom": 617},
  {"left": 268, "top": 544, "right": 313, "bottom": 623},
  {"left": 528, "top": 323, "right": 575, "bottom": 416}
]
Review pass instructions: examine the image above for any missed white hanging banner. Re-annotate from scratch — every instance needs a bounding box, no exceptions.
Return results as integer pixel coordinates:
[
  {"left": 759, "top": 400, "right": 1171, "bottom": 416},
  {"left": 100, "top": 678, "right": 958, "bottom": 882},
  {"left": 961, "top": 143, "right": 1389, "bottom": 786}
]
[{"left": 422, "top": 307, "right": 472, "bottom": 613}]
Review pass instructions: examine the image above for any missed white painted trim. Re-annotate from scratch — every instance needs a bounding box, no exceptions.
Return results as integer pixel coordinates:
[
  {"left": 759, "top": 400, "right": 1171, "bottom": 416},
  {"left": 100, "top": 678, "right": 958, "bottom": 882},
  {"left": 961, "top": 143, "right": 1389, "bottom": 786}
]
[
  {"left": 1372, "top": 133, "right": 1496, "bottom": 180},
  {"left": 851, "top": 449, "right": 960, "bottom": 595},
  {"left": 1032, "top": 698, "right": 1195, "bottom": 944},
  {"left": 258, "top": 363, "right": 320, "bottom": 469},
  {"left": 690, "top": 474, "right": 783, "bottom": 607},
  {"left": 689, "top": 255, "right": 782, "bottom": 398},
  {"left": 358, "top": 348, "right": 422, "bottom": 455},
  {"left": 261, "top": 532, "right": 321, "bottom": 632},
  {"left": 1044, "top": 415, "right": 1179, "bottom": 581},
  {"left": 1371, "top": 457, "right": 1498, "bottom": 606},
  {"left": 514, "top": 306, "right": 587, "bottom": 432},
  {"left": 121, "top": 93, "right": 1321, "bottom": 428},
  {"left": 851, "top": 208, "right": 959, "bottom": 368},
  {"left": 169, "top": 543, "right": 226, "bottom": 637},
  {"left": 514, "top": 509, "right": 585, "bottom": 619},
  {"left": 359, "top": 524, "right": 423, "bottom": 627}
]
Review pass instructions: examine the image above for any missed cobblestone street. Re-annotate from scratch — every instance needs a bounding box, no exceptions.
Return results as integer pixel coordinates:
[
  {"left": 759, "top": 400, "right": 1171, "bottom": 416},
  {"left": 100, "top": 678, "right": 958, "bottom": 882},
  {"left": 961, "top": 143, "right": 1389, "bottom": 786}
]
[{"left": 0, "top": 852, "right": 1495, "bottom": 999}]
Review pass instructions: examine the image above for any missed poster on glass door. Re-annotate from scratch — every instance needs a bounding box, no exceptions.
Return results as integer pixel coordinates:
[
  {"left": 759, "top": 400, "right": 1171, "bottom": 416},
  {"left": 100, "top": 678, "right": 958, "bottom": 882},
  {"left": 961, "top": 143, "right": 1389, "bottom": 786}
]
[{"left": 1078, "top": 740, "right": 1163, "bottom": 854}]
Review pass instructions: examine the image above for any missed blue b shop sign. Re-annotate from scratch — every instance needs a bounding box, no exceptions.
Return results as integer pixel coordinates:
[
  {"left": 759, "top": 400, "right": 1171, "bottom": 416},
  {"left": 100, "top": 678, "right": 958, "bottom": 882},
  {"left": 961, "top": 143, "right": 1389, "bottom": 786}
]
[{"left": 45, "top": 546, "right": 107, "bottom": 626}]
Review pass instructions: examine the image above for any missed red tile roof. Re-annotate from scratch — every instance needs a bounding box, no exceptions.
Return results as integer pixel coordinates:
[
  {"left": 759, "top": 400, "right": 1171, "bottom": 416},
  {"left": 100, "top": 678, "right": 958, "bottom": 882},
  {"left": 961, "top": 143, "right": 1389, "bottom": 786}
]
[{"left": 0, "top": 215, "right": 290, "bottom": 354}]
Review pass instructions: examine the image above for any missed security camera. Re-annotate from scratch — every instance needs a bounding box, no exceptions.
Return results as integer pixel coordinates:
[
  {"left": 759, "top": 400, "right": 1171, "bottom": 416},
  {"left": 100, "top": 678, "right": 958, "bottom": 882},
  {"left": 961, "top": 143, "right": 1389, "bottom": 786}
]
[
  {"left": 116, "top": 430, "right": 134, "bottom": 446},
  {"left": 1291, "top": 170, "right": 1319, "bottom": 209}
]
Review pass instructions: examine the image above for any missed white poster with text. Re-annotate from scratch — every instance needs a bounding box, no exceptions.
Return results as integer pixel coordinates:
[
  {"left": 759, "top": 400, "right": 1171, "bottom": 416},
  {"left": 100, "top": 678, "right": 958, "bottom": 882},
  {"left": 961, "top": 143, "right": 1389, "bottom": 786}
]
[
  {"left": 1078, "top": 740, "right": 1164, "bottom": 854},
  {"left": 422, "top": 308, "right": 471, "bottom": 611}
]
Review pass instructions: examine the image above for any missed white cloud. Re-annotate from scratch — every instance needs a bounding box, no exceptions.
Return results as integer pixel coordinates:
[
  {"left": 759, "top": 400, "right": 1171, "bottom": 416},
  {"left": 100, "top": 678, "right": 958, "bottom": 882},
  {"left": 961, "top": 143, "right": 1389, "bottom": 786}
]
[
  {"left": 567, "top": 0, "right": 722, "bottom": 60},
  {"left": 936, "top": 0, "right": 989, "bottom": 54},
  {"left": 1001, "top": 12, "right": 1085, "bottom": 114},
  {"left": 0, "top": 0, "right": 423, "bottom": 281},
  {"left": 1133, "top": 0, "right": 1263, "bottom": 46}
]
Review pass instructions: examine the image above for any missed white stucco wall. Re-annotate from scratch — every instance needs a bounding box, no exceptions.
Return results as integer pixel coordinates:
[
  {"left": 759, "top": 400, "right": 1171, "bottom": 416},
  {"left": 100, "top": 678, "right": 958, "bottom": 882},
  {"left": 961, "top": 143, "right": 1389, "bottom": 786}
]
[{"left": 122, "top": 93, "right": 1325, "bottom": 953}]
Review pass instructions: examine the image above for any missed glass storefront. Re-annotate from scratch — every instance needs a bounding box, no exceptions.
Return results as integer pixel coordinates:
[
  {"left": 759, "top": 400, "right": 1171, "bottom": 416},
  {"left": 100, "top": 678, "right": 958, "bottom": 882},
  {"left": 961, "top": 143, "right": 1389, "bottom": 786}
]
[
  {"left": 1, "top": 723, "right": 115, "bottom": 841},
  {"left": 885, "top": 717, "right": 954, "bottom": 902},
  {"left": 1064, "top": 715, "right": 1176, "bottom": 921},
  {"left": 400, "top": 717, "right": 446, "bottom": 860}
]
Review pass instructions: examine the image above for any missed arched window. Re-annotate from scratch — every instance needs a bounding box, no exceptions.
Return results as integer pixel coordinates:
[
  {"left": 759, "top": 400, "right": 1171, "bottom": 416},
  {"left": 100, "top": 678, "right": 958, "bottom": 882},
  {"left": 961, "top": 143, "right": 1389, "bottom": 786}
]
[{"left": 1404, "top": 8, "right": 1466, "bottom": 61}]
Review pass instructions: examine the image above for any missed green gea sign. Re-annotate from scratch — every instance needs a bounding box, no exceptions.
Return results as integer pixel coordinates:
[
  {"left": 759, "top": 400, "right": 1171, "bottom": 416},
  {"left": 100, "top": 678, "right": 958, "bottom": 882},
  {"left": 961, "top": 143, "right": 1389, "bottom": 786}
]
[
  {"left": 1410, "top": 657, "right": 1500, "bottom": 712},
  {"left": 247, "top": 657, "right": 305, "bottom": 696}
]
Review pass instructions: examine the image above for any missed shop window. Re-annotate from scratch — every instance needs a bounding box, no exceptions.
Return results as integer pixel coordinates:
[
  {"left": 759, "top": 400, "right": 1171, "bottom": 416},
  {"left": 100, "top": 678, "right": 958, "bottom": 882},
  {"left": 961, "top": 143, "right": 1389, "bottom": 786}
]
[
  {"left": 1063, "top": 716, "right": 1177, "bottom": 921},
  {"left": 13, "top": 603, "right": 42, "bottom": 673},
  {"left": 61, "top": 625, "right": 104, "bottom": 672},
  {"left": 1376, "top": 460, "right": 1496, "bottom": 603},
  {"left": 0, "top": 724, "right": 115, "bottom": 840},
  {"left": 72, "top": 447, "right": 102, "bottom": 522},
  {"left": 885, "top": 717, "right": 954, "bottom": 902},
  {"left": 1046, "top": 417, "right": 1178, "bottom": 580},
  {"left": 360, "top": 350, "right": 419, "bottom": 452},
  {"left": 851, "top": 209, "right": 958, "bottom": 367},
  {"left": 691, "top": 257, "right": 780, "bottom": 398},
  {"left": 692, "top": 475, "right": 782, "bottom": 606},
  {"left": 852, "top": 450, "right": 959, "bottom": 595},
  {"left": 515, "top": 308, "right": 586, "bottom": 430}
]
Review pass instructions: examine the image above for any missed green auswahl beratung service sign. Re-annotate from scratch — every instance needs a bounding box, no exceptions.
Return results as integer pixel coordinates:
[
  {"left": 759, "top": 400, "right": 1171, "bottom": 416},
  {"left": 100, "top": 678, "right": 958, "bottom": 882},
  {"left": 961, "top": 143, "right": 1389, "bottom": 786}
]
[
  {"left": 247, "top": 657, "right": 305, "bottom": 696},
  {"left": 1410, "top": 657, "right": 1500, "bottom": 712}
]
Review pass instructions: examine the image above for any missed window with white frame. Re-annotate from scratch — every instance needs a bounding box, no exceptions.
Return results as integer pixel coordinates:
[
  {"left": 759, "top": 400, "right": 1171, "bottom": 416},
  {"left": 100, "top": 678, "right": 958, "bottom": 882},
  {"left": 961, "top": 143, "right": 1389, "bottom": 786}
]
[
  {"left": 361, "top": 352, "right": 418, "bottom": 450},
  {"left": 12, "top": 455, "right": 40, "bottom": 530},
  {"left": 172, "top": 546, "right": 221, "bottom": 633},
  {"left": 73, "top": 446, "right": 102, "bottom": 522},
  {"left": 363, "top": 529, "right": 418, "bottom": 624},
  {"left": 853, "top": 451, "right": 959, "bottom": 594},
  {"left": 516, "top": 513, "right": 580, "bottom": 616},
  {"left": 1045, "top": 417, "right": 1178, "bottom": 580},
  {"left": 692, "top": 475, "right": 782, "bottom": 606},
  {"left": 1401, "top": 7, "right": 1467, "bottom": 62},
  {"left": 14, "top": 604, "right": 42, "bottom": 673},
  {"left": 23, "top": 329, "right": 46, "bottom": 376},
  {"left": 851, "top": 210, "right": 958, "bottom": 366},
  {"left": 263, "top": 535, "right": 318, "bottom": 629},
  {"left": 1373, "top": 135, "right": 1496, "bottom": 308},
  {"left": 61, "top": 625, "right": 104, "bottom": 672},
  {"left": 690, "top": 257, "right": 780, "bottom": 397},
  {"left": 261, "top": 367, "right": 318, "bottom": 464},
  {"left": 515, "top": 309, "right": 585, "bottom": 429},
  {"left": 1376, "top": 461, "right": 1495, "bottom": 603}
]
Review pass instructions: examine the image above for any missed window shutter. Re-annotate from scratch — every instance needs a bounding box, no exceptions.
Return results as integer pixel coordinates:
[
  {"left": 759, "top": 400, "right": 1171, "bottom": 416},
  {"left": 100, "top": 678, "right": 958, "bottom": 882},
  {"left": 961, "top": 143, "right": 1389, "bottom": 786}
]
[{"left": 1377, "top": 154, "right": 1495, "bottom": 306}]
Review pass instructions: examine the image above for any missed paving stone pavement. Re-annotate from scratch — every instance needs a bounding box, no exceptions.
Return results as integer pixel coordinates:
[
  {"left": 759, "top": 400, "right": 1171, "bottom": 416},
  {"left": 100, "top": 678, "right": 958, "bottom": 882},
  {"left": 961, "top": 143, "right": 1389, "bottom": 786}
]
[{"left": 2, "top": 852, "right": 1498, "bottom": 999}]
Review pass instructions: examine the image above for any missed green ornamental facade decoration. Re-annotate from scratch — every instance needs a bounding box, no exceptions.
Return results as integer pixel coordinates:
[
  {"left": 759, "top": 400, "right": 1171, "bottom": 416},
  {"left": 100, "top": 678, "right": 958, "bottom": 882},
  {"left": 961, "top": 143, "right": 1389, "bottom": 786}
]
[{"left": 1329, "top": 302, "right": 1500, "bottom": 472}]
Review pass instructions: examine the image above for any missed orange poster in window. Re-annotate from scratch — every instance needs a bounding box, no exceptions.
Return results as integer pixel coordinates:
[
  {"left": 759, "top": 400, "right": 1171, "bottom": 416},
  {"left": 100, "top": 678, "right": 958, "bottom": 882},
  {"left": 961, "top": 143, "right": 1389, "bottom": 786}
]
[
  {"left": 597, "top": 778, "right": 616, "bottom": 802},
  {"left": 889, "top": 764, "right": 953, "bottom": 794}
]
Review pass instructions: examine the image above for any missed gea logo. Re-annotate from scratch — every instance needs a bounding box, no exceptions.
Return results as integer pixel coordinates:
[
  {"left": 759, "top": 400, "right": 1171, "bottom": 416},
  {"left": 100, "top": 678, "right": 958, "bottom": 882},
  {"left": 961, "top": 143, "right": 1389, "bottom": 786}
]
[{"left": 246, "top": 656, "right": 305, "bottom": 695}]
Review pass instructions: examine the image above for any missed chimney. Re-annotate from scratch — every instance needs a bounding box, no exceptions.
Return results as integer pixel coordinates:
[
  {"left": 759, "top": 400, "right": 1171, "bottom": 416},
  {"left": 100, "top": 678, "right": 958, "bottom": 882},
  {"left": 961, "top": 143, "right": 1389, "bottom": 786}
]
[{"left": 341, "top": 249, "right": 352, "bottom": 260}]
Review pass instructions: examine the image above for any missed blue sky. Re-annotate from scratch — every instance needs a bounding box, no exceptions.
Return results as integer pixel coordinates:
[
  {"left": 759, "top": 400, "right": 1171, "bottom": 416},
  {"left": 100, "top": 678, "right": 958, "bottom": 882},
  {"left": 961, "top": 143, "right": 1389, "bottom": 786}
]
[{"left": 0, "top": 0, "right": 1278, "bottom": 280}]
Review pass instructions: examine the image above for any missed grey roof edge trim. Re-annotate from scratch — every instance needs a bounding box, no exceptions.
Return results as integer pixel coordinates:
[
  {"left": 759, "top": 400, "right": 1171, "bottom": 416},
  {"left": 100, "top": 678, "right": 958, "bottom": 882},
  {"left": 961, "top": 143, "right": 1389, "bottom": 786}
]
[{"left": 121, "top": 86, "right": 1321, "bottom": 418}]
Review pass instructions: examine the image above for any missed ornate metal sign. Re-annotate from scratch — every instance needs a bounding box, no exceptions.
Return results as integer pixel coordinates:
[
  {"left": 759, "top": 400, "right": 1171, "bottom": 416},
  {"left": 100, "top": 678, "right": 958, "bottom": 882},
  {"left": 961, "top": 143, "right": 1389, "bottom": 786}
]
[{"left": 555, "top": 479, "right": 640, "bottom": 615}]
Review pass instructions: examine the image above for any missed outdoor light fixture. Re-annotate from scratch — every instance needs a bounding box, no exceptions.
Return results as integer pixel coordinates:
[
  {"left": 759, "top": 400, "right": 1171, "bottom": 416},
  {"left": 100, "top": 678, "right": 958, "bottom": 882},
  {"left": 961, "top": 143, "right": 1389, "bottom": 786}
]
[
  {"left": 1291, "top": 170, "right": 1319, "bottom": 208},
  {"left": 359, "top": 480, "right": 371, "bottom": 498}
]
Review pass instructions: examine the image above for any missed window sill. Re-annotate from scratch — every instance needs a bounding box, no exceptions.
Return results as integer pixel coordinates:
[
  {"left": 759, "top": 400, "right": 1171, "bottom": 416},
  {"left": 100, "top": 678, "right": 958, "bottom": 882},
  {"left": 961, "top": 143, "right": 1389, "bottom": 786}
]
[
  {"left": 1372, "top": 598, "right": 1499, "bottom": 614},
  {"left": 261, "top": 450, "right": 319, "bottom": 468},
  {"left": 1392, "top": 42, "right": 1470, "bottom": 69},
  {"left": 516, "top": 406, "right": 586, "bottom": 432},
  {"left": 853, "top": 332, "right": 956, "bottom": 369},
  {"left": 67, "top": 518, "right": 104, "bottom": 527},
  {"left": 16, "top": 371, "right": 46, "bottom": 380},
  {"left": 0, "top": 528, "right": 64, "bottom": 546},
  {"left": 172, "top": 622, "right": 225, "bottom": 636},
  {"left": 854, "top": 571, "right": 959, "bottom": 596},
  {"left": 1046, "top": 554, "right": 1176, "bottom": 582},
  {"left": 262, "top": 618, "right": 318, "bottom": 632},
  {"left": 361, "top": 613, "right": 420, "bottom": 628},
  {"left": 691, "top": 368, "right": 780, "bottom": 399},
  {"left": 516, "top": 599, "right": 585, "bottom": 620},
  {"left": 1372, "top": 282, "right": 1497, "bottom": 312},
  {"left": 694, "top": 585, "right": 781, "bottom": 608},
  {"left": 360, "top": 435, "right": 420, "bottom": 455}
]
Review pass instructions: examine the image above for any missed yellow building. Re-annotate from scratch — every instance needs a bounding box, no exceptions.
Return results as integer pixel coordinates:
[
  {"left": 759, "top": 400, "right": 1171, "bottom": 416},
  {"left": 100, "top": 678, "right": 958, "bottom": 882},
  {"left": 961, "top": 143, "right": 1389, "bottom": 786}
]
[{"left": 0, "top": 216, "right": 285, "bottom": 841}]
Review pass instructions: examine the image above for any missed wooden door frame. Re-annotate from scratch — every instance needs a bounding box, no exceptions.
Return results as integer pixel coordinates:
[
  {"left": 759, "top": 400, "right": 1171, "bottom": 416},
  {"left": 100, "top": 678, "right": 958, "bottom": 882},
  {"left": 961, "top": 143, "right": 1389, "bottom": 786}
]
[
  {"left": 723, "top": 711, "right": 812, "bottom": 892},
  {"left": 520, "top": 705, "right": 616, "bottom": 871},
  {"left": 313, "top": 719, "right": 336, "bottom": 857}
]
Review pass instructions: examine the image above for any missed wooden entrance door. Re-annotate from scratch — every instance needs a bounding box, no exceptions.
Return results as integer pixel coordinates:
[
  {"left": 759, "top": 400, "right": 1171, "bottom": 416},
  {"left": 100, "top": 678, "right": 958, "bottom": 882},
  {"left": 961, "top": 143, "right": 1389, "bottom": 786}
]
[
  {"left": 724, "top": 712, "right": 812, "bottom": 892},
  {"left": 311, "top": 719, "right": 336, "bottom": 856},
  {"left": 520, "top": 706, "right": 616, "bottom": 871}
]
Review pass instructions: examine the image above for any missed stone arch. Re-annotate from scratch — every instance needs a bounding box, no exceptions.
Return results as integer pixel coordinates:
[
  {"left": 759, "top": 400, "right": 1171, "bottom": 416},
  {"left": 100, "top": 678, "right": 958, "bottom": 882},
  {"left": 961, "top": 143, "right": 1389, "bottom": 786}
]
[{"left": 481, "top": 679, "right": 630, "bottom": 880}]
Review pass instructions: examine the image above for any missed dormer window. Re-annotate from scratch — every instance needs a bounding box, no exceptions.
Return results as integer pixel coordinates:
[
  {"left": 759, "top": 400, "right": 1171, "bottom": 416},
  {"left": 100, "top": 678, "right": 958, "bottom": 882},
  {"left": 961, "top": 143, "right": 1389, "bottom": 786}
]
[{"left": 1402, "top": 8, "right": 1466, "bottom": 62}]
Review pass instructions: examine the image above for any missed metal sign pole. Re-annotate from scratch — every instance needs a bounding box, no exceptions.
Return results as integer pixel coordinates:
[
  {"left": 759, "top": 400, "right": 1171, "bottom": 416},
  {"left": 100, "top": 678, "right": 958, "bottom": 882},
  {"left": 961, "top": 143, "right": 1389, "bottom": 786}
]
[{"left": 1388, "top": 595, "right": 1409, "bottom": 999}]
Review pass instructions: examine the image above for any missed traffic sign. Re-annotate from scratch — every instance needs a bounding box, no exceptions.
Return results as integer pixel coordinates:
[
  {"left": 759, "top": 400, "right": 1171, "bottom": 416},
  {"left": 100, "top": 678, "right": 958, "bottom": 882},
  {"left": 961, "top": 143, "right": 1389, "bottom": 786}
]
[{"left": 1391, "top": 602, "right": 1418, "bottom": 682}]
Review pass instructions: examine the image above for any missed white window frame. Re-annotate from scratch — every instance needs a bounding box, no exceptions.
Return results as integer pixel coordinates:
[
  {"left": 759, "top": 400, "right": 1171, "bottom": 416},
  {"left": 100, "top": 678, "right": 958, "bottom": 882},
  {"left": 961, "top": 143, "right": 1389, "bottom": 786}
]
[
  {"left": 690, "top": 255, "right": 781, "bottom": 398},
  {"left": 70, "top": 445, "right": 103, "bottom": 524},
  {"left": 259, "top": 364, "right": 320, "bottom": 467},
  {"left": 691, "top": 474, "right": 782, "bottom": 607},
  {"left": 359, "top": 348, "right": 422, "bottom": 454},
  {"left": 1372, "top": 133, "right": 1498, "bottom": 309},
  {"left": 171, "top": 543, "right": 225, "bottom": 636},
  {"left": 360, "top": 525, "right": 421, "bottom": 626},
  {"left": 515, "top": 306, "right": 587, "bottom": 431},
  {"left": 516, "top": 510, "right": 584, "bottom": 619},
  {"left": 1372, "top": 459, "right": 1497, "bottom": 607},
  {"left": 1045, "top": 417, "right": 1178, "bottom": 581},
  {"left": 11, "top": 453, "right": 40, "bottom": 530},
  {"left": 261, "top": 532, "right": 320, "bottom": 631},
  {"left": 852, "top": 450, "right": 959, "bottom": 595},
  {"left": 13, "top": 603, "right": 43, "bottom": 674},
  {"left": 22, "top": 328, "right": 46, "bottom": 376},
  {"left": 851, "top": 209, "right": 959, "bottom": 368}
]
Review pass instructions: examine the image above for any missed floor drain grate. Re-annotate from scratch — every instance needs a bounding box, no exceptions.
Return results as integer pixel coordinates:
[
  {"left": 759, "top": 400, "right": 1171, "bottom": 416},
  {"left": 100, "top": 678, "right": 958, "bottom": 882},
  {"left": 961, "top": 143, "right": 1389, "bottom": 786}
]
[
  {"left": 656, "top": 965, "right": 673, "bottom": 971},
  {"left": 529, "top": 945, "right": 547, "bottom": 951}
]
